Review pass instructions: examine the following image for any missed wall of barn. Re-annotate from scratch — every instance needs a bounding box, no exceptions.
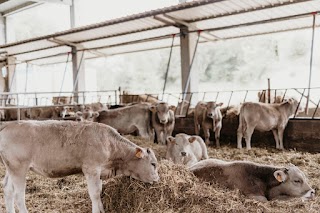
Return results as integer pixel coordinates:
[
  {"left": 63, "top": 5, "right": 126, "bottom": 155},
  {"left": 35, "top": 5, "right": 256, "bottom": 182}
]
[{"left": 174, "top": 116, "right": 320, "bottom": 153}]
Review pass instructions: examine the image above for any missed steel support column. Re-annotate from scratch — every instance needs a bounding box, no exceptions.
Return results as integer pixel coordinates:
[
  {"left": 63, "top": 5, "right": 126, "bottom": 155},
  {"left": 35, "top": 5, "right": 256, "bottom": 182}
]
[
  {"left": 305, "top": 13, "right": 317, "bottom": 114},
  {"left": 180, "top": 26, "right": 198, "bottom": 105},
  {"left": 7, "top": 56, "right": 16, "bottom": 92},
  {"left": 70, "top": 0, "right": 75, "bottom": 28},
  {"left": 0, "top": 14, "right": 6, "bottom": 45},
  {"left": 71, "top": 47, "right": 85, "bottom": 103}
]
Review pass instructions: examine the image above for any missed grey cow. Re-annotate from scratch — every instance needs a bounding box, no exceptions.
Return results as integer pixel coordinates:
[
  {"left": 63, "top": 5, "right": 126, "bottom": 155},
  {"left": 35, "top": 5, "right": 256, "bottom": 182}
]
[{"left": 190, "top": 159, "right": 315, "bottom": 202}]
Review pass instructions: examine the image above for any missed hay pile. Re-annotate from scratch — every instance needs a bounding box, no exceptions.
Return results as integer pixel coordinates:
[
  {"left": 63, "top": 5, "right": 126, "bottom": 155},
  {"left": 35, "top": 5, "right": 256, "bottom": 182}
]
[{"left": 0, "top": 136, "right": 319, "bottom": 212}]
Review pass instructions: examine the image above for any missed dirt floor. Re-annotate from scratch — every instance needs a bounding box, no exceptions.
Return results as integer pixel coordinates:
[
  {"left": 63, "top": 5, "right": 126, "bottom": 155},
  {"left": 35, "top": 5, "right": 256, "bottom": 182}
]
[{"left": 0, "top": 135, "right": 319, "bottom": 213}]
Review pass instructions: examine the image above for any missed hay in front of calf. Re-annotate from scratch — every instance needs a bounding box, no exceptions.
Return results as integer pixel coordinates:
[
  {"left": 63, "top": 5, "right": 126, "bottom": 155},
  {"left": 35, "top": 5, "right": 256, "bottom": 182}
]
[
  {"left": 102, "top": 159, "right": 319, "bottom": 213},
  {"left": 102, "top": 160, "right": 245, "bottom": 213}
]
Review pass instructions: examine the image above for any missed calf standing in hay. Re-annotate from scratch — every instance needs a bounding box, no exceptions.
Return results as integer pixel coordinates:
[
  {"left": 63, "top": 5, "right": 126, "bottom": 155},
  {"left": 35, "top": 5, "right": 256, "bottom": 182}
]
[
  {"left": 0, "top": 121, "right": 159, "bottom": 213},
  {"left": 166, "top": 133, "right": 208, "bottom": 167},
  {"left": 194, "top": 101, "right": 223, "bottom": 147},
  {"left": 190, "top": 159, "right": 315, "bottom": 202},
  {"left": 150, "top": 102, "right": 175, "bottom": 144},
  {"left": 237, "top": 98, "right": 299, "bottom": 150}
]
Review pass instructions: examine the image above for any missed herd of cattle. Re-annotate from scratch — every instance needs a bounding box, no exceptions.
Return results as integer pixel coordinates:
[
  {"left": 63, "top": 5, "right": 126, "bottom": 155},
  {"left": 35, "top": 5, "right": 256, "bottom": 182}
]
[{"left": 0, "top": 94, "right": 315, "bottom": 213}]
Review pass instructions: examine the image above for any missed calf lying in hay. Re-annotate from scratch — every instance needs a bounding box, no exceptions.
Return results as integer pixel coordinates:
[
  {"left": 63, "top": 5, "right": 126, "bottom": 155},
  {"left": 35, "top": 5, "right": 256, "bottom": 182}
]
[{"left": 102, "top": 160, "right": 319, "bottom": 213}]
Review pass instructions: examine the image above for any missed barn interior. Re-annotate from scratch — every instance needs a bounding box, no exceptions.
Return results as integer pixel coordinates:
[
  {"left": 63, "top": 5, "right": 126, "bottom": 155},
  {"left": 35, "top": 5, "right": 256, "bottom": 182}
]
[{"left": 0, "top": 0, "right": 320, "bottom": 212}]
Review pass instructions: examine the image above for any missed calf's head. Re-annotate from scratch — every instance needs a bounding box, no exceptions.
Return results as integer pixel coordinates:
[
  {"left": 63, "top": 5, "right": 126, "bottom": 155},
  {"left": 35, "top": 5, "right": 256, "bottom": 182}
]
[
  {"left": 285, "top": 98, "right": 301, "bottom": 116},
  {"left": 166, "top": 134, "right": 197, "bottom": 164},
  {"left": 125, "top": 147, "right": 159, "bottom": 184},
  {"left": 200, "top": 101, "right": 223, "bottom": 119},
  {"left": 75, "top": 110, "right": 99, "bottom": 122},
  {"left": 150, "top": 102, "right": 174, "bottom": 124},
  {"left": 272, "top": 164, "right": 315, "bottom": 200},
  {"left": 60, "top": 106, "right": 75, "bottom": 118}
]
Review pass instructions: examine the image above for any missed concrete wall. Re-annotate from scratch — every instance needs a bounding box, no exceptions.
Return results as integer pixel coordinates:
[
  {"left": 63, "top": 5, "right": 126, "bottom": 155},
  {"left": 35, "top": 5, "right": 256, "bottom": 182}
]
[{"left": 174, "top": 116, "right": 320, "bottom": 153}]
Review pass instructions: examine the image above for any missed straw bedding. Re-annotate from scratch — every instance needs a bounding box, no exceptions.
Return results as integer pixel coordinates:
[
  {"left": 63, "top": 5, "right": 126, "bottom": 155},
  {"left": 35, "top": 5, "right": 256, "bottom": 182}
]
[{"left": 0, "top": 135, "right": 319, "bottom": 212}]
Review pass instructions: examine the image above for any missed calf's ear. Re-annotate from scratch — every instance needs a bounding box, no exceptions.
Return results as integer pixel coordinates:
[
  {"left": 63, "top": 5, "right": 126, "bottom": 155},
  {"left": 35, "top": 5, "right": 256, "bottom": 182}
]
[
  {"left": 274, "top": 170, "right": 287, "bottom": 183},
  {"left": 200, "top": 102, "right": 207, "bottom": 108},
  {"left": 149, "top": 105, "right": 157, "bottom": 112},
  {"left": 169, "top": 105, "right": 176, "bottom": 111},
  {"left": 93, "top": 112, "right": 99, "bottom": 118},
  {"left": 135, "top": 148, "right": 145, "bottom": 159},
  {"left": 287, "top": 98, "right": 294, "bottom": 104},
  {"left": 217, "top": 102, "right": 223, "bottom": 107},
  {"left": 188, "top": 136, "right": 197, "bottom": 143},
  {"left": 166, "top": 136, "right": 175, "bottom": 144}
]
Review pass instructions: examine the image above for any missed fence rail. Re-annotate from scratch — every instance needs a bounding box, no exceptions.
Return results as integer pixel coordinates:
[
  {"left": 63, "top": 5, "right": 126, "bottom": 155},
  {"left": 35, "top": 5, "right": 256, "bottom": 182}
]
[
  {"left": 0, "top": 90, "right": 118, "bottom": 108},
  {"left": 139, "top": 87, "right": 320, "bottom": 119},
  {"left": 1, "top": 87, "right": 319, "bottom": 120}
]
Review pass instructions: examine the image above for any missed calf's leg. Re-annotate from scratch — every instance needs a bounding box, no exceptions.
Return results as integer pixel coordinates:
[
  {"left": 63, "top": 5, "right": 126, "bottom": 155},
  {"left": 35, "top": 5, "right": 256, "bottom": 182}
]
[
  {"left": 237, "top": 125, "right": 243, "bottom": 149},
  {"left": 194, "top": 117, "right": 200, "bottom": 135},
  {"left": 9, "top": 169, "right": 28, "bottom": 213},
  {"left": 214, "top": 126, "right": 221, "bottom": 148},
  {"left": 244, "top": 127, "right": 254, "bottom": 150},
  {"left": 137, "top": 126, "right": 152, "bottom": 141},
  {"left": 278, "top": 127, "right": 285, "bottom": 150},
  {"left": 272, "top": 129, "right": 280, "bottom": 149},
  {"left": 3, "top": 171, "right": 14, "bottom": 213},
  {"left": 83, "top": 168, "right": 105, "bottom": 213},
  {"left": 203, "top": 127, "right": 210, "bottom": 145},
  {"left": 154, "top": 129, "right": 163, "bottom": 144}
]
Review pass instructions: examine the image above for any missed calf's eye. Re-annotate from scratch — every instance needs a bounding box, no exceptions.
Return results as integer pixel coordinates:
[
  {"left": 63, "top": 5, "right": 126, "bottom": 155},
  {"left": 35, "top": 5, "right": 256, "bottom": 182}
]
[
  {"left": 294, "top": 180, "right": 301, "bottom": 184},
  {"left": 151, "top": 163, "right": 156, "bottom": 168}
]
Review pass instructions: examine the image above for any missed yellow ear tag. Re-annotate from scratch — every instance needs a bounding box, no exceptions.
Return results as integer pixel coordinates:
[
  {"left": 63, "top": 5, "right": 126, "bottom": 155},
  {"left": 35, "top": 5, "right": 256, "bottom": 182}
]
[
  {"left": 276, "top": 174, "right": 283, "bottom": 182},
  {"left": 135, "top": 149, "right": 144, "bottom": 159}
]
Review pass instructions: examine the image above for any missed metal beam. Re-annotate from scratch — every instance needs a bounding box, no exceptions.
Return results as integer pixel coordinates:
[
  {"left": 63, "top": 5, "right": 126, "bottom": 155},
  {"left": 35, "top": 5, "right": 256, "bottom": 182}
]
[
  {"left": 48, "top": 38, "right": 108, "bottom": 57},
  {"left": 2, "top": 2, "right": 41, "bottom": 17},
  {"left": 163, "top": 14, "right": 222, "bottom": 41},
  {"left": 69, "top": 0, "right": 75, "bottom": 28},
  {"left": 31, "top": 0, "right": 72, "bottom": 5},
  {"left": 0, "top": 13, "right": 5, "bottom": 45}
]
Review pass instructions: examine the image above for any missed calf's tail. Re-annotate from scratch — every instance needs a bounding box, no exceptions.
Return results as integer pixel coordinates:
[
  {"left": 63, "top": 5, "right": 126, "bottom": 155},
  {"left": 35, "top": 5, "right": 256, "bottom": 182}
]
[{"left": 239, "top": 105, "right": 247, "bottom": 134}]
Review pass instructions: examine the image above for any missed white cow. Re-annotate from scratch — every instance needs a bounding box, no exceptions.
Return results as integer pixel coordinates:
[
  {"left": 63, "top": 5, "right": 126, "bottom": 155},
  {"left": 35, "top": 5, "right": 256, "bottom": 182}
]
[{"left": 166, "top": 133, "right": 208, "bottom": 167}]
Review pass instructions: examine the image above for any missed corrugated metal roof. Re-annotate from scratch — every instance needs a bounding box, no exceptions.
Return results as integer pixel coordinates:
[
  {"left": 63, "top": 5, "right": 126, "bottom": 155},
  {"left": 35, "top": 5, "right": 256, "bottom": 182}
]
[
  {"left": 0, "top": 0, "right": 37, "bottom": 14},
  {"left": 0, "top": 0, "right": 319, "bottom": 65}
]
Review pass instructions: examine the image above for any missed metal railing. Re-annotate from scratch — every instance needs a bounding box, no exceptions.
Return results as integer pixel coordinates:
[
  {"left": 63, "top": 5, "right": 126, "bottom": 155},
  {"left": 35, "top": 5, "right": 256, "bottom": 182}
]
[
  {"left": 0, "top": 90, "right": 118, "bottom": 121},
  {"left": 2, "top": 87, "right": 320, "bottom": 121},
  {"left": 0, "top": 90, "right": 118, "bottom": 107},
  {"left": 125, "top": 87, "right": 320, "bottom": 119}
]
